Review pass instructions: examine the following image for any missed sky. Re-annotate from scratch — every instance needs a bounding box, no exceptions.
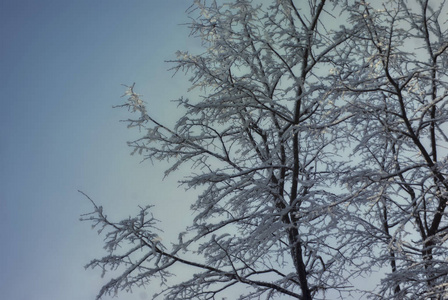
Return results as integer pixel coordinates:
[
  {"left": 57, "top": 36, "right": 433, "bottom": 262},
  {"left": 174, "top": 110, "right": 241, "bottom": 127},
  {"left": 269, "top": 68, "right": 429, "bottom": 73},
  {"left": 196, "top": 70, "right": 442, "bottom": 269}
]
[
  {"left": 0, "top": 1, "right": 201, "bottom": 299},
  {"left": 0, "top": 1, "right": 397, "bottom": 299}
]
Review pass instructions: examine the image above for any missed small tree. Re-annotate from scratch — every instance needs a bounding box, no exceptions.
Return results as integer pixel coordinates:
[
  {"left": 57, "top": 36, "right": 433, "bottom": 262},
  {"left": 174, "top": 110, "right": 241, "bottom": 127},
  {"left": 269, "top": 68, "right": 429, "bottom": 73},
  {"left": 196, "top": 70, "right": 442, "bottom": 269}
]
[{"left": 83, "top": 0, "right": 448, "bottom": 299}]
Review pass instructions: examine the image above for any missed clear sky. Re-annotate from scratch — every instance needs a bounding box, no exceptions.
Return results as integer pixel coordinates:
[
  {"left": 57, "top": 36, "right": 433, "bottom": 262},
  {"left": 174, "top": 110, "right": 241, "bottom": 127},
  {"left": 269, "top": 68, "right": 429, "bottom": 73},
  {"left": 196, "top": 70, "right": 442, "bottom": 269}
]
[
  {"left": 0, "top": 1, "right": 390, "bottom": 299},
  {"left": 0, "top": 1, "right": 200, "bottom": 299}
]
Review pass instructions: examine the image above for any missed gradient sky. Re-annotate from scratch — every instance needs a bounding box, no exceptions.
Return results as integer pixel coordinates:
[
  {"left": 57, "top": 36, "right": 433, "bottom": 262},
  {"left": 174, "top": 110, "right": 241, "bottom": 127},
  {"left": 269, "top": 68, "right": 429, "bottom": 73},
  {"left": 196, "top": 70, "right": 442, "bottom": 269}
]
[
  {"left": 0, "top": 1, "right": 390, "bottom": 299},
  {"left": 0, "top": 1, "right": 201, "bottom": 299}
]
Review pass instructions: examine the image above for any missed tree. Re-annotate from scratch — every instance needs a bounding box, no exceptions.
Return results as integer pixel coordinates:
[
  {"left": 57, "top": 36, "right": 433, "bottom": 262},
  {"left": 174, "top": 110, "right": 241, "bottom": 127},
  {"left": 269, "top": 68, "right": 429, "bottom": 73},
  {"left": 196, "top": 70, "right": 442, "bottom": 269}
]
[
  {"left": 332, "top": 1, "right": 448, "bottom": 298},
  {"left": 82, "top": 0, "right": 448, "bottom": 299}
]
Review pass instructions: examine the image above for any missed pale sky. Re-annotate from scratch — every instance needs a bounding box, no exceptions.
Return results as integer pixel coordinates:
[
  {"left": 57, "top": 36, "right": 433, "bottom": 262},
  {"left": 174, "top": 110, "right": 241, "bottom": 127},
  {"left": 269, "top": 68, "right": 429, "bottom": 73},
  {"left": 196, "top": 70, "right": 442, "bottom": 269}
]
[
  {"left": 0, "top": 1, "right": 395, "bottom": 299},
  {"left": 0, "top": 1, "right": 200, "bottom": 299}
]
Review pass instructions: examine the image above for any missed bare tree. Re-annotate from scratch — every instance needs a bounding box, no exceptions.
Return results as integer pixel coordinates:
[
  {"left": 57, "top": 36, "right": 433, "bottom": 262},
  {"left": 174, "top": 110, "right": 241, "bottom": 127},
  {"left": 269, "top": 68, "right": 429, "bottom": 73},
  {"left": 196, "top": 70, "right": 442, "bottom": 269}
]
[
  {"left": 333, "top": 0, "right": 448, "bottom": 299},
  {"left": 82, "top": 0, "right": 356, "bottom": 299},
  {"left": 82, "top": 0, "right": 448, "bottom": 299}
]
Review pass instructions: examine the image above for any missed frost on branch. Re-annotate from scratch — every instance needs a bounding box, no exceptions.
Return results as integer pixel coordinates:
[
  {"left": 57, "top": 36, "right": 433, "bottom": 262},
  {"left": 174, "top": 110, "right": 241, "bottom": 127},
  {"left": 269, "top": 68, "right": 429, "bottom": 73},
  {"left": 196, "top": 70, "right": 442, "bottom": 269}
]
[
  {"left": 79, "top": 191, "right": 168, "bottom": 299},
  {"left": 85, "top": 0, "right": 448, "bottom": 299},
  {"left": 331, "top": 0, "right": 448, "bottom": 298},
  {"left": 85, "top": 0, "right": 355, "bottom": 298}
]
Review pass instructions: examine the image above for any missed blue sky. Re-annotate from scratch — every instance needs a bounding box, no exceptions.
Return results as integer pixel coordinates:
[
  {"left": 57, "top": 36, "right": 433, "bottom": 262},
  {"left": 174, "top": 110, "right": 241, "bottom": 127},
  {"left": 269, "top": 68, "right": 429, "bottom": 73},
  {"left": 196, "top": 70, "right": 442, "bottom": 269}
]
[{"left": 0, "top": 1, "right": 199, "bottom": 299}]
